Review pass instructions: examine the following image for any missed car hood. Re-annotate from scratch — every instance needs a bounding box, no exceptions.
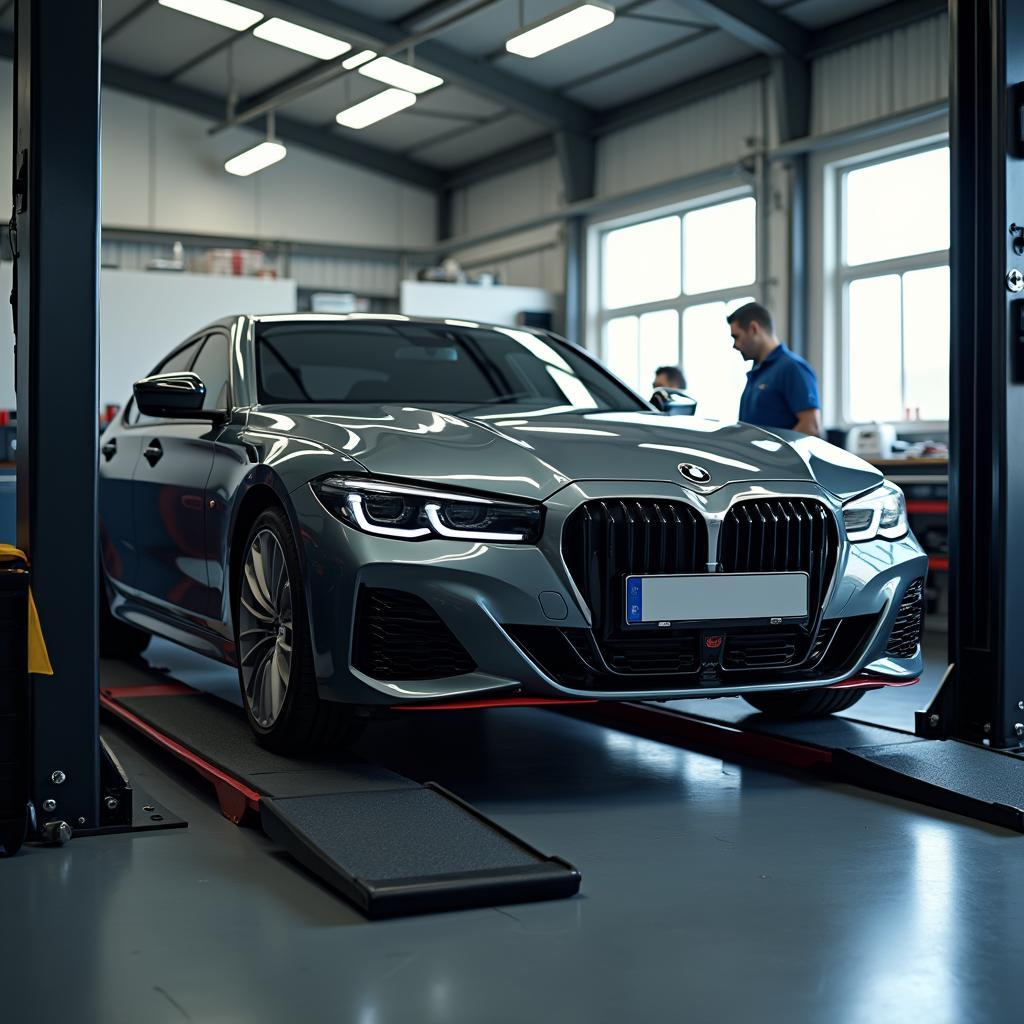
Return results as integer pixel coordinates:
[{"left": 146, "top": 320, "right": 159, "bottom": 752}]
[{"left": 250, "top": 405, "right": 883, "bottom": 502}]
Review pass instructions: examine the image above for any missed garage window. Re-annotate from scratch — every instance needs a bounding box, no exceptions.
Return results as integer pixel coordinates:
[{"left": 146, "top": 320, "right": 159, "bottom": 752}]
[
  {"left": 597, "top": 195, "right": 757, "bottom": 418},
  {"left": 839, "top": 146, "right": 950, "bottom": 422}
]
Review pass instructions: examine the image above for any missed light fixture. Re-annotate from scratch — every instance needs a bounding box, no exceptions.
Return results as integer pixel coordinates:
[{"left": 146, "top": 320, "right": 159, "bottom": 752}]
[
  {"left": 225, "top": 115, "right": 286, "bottom": 178},
  {"left": 358, "top": 56, "right": 443, "bottom": 94},
  {"left": 505, "top": 2, "right": 615, "bottom": 58},
  {"left": 342, "top": 49, "right": 378, "bottom": 69},
  {"left": 336, "top": 88, "right": 416, "bottom": 129},
  {"left": 252, "top": 18, "right": 351, "bottom": 60},
  {"left": 158, "top": 0, "right": 262, "bottom": 31},
  {"left": 224, "top": 140, "right": 286, "bottom": 176}
]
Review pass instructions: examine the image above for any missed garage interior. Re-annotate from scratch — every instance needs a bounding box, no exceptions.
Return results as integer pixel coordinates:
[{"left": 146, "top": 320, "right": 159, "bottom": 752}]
[{"left": 1, "top": 0, "right": 1023, "bottom": 1021}]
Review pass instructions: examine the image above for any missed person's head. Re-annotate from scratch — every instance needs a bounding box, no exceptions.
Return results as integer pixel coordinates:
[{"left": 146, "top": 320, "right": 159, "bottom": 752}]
[
  {"left": 727, "top": 302, "right": 777, "bottom": 363},
  {"left": 653, "top": 365, "right": 685, "bottom": 390}
]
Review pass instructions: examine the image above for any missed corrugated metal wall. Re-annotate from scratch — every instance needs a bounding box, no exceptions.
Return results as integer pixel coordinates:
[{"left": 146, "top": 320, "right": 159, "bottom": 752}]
[
  {"left": 810, "top": 13, "right": 949, "bottom": 134},
  {"left": 596, "top": 81, "right": 764, "bottom": 197},
  {"left": 447, "top": 158, "right": 565, "bottom": 294}
]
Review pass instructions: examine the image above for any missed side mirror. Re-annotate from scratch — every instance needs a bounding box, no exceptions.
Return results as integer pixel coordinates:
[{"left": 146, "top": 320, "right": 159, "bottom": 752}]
[
  {"left": 651, "top": 387, "right": 697, "bottom": 416},
  {"left": 133, "top": 372, "right": 216, "bottom": 419}
]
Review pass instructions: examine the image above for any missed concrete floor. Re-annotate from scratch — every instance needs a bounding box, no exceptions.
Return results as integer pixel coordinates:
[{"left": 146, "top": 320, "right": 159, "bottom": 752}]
[{"left": 3, "top": 634, "right": 1021, "bottom": 1024}]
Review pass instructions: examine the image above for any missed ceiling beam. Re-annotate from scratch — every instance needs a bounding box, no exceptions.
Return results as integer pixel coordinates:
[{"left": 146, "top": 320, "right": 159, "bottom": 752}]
[
  {"left": 443, "top": 136, "right": 557, "bottom": 189},
  {"left": 0, "top": 33, "right": 443, "bottom": 190},
  {"left": 103, "top": 63, "right": 445, "bottom": 189},
  {"left": 263, "top": 0, "right": 597, "bottom": 134},
  {"left": 595, "top": 55, "right": 772, "bottom": 135},
  {"left": 674, "top": 0, "right": 811, "bottom": 56}
]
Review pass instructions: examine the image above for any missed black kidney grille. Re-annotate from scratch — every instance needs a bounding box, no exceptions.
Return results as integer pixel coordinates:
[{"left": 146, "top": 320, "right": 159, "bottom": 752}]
[
  {"left": 562, "top": 499, "right": 708, "bottom": 632},
  {"left": 719, "top": 499, "right": 838, "bottom": 621},
  {"left": 352, "top": 587, "right": 475, "bottom": 680},
  {"left": 886, "top": 578, "right": 925, "bottom": 658}
]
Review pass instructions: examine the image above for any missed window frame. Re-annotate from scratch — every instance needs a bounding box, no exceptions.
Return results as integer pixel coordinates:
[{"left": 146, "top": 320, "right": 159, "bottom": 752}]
[
  {"left": 590, "top": 187, "right": 760, "bottom": 394},
  {"left": 833, "top": 140, "right": 950, "bottom": 426}
]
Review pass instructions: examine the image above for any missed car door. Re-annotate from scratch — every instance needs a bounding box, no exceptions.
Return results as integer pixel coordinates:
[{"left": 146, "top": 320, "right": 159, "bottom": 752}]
[
  {"left": 131, "top": 333, "right": 217, "bottom": 620},
  {"left": 100, "top": 335, "right": 203, "bottom": 591}
]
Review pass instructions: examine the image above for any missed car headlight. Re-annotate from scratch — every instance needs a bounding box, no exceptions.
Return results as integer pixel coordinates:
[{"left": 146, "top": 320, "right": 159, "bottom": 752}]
[
  {"left": 843, "top": 482, "right": 909, "bottom": 542},
  {"left": 311, "top": 476, "right": 543, "bottom": 543}
]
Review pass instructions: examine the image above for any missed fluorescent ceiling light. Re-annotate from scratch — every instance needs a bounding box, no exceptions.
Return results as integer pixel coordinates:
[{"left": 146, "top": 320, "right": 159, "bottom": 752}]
[
  {"left": 224, "top": 140, "right": 286, "bottom": 176},
  {"left": 343, "top": 49, "right": 378, "bottom": 69},
  {"left": 506, "top": 2, "right": 614, "bottom": 58},
  {"left": 359, "top": 56, "right": 443, "bottom": 94},
  {"left": 336, "top": 88, "right": 416, "bottom": 129},
  {"left": 252, "top": 18, "right": 351, "bottom": 60},
  {"left": 158, "top": 0, "right": 263, "bottom": 31}
]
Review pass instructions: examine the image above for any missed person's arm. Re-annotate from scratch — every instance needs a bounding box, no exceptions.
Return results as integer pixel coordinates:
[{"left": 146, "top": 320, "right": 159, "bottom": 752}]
[
  {"left": 782, "top": 360, "right": 823, "bottom": 437},
  {"left": 793, "top": 408, "right": 823, "bottom": 437}
]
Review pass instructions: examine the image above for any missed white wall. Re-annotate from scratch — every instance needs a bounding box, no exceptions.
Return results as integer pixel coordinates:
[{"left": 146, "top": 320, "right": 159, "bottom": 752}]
[
  {"left": 0, "top": 59, "right": 438, "bottom": 251},
  {"left": 0, "top": 266, "right": 297, "bottom": 411}
]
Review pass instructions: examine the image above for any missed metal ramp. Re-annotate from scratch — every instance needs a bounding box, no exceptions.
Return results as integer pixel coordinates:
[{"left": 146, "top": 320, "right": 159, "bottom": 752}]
[
  {"left": 101, "top": 682, "right": 581, "bottom": 918},
  {"left": 576, "top": 699, "right": 1024, "bottom": 833}
]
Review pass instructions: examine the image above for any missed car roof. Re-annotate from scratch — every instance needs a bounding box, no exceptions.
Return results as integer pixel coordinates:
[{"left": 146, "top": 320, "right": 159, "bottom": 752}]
[{"left": 248, "top": 313, "right": 545, "bottom": 335}]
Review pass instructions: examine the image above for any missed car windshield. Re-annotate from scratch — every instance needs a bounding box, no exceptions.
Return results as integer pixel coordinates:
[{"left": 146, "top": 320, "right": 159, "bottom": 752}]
[{"left": 255, "top": 320, "right": 647, "bottom": 412}]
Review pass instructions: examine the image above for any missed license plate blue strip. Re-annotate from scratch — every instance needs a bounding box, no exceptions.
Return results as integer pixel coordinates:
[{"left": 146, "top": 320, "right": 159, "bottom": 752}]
[{"left": 627, "top": 577, "right": 643, "bottom": 624}]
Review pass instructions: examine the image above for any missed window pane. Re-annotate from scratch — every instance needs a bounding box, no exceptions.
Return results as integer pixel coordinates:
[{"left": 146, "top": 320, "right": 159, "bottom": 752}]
[
  {"left": 682, "top": 197, "right": 756, "bottom": 295},
  {"left": 845, "top": 148, "right": 950, "bottom": 266},
  {"left": 606, "top": 315, "right": 639, "bottom": 389},
  {"left": 848, "top": 275, "right": 902, "bottom": 422},
  {"left": 638, "top": 309, "right": 680, "bottom": 392},
  {"left": 681, "top": 297, "right": 754, "bottom": 422},
  {"left": 602, "top": 216, "right": 680, "bottom": 309},
  {"left": 902, "top": 266, "right": 950, "bottom": 420}
]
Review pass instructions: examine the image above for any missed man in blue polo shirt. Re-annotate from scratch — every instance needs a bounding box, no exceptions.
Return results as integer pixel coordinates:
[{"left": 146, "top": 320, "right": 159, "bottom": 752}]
[{"left": 727, "top": 302, "right": 822, "bottom": 436}]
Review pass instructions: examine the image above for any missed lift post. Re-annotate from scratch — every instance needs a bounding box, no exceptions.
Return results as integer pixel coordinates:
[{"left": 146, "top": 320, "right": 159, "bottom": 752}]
[
  {"left": 13, "top": 0, "right": 103, "bottom": 828},
  {"left": 918, "top": 0, "right": 1024, "bottom": 748}
]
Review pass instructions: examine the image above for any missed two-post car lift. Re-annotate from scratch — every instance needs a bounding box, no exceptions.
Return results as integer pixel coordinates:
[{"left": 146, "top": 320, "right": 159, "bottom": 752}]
[{"left": 6, "top": 0, "right": 1022, "bottom": 919}]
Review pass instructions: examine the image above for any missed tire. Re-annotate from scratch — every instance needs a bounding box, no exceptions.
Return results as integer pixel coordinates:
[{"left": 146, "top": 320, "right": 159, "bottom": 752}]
[
  {"left": 742, "top": 687, "right": 866, "bottom": 718},
  {"left": 99, "top": 579, "right": 150, "bottom": 659},
  {"left": 235, "top": 507, "right": 360, "bottom": 754}
]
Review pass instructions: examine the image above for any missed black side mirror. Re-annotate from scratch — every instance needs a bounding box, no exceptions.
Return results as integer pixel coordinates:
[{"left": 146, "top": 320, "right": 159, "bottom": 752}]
[
  {"left": 133, "top": 372, "right": 217, "bottom": 420},
  {"left": 650, "top": 386, "right": 697, "bottom": 416}
]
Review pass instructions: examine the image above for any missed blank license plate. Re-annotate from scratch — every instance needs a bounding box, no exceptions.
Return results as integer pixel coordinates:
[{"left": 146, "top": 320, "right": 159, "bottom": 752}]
[{"left": 625, "top": 572, "right": 808, "bottom": 624}]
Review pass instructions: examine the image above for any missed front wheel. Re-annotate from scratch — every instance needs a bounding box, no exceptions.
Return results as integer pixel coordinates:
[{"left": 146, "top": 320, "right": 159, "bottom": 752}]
[
  {"left": 742, "top": 687, "right": 865, "bottom": 718},
  {"left": 235, "top": 507, "right": 360, "bottom": 754}
]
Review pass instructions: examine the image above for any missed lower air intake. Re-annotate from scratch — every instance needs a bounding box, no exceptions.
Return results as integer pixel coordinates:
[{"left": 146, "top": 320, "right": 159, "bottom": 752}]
[
  {"left": 353, "top": 587, "right": 476, "bottom": 680},
  {"left": 886, "top": 578, "right": 925, "bottom": 658}
]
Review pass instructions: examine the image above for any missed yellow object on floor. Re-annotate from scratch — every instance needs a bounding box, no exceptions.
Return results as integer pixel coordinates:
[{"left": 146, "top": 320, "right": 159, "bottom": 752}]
[{"left": 0, "top": 544, "right": 54, "bottom": 676}]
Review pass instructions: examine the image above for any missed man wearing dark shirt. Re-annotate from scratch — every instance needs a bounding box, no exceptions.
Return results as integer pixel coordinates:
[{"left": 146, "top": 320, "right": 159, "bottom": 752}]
[{"left": 727, "top": 302, "right": 822, "bottom": 436}]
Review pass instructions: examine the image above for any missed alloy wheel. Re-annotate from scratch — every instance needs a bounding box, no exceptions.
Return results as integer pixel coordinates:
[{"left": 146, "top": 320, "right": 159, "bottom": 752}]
[{"left": 238, "top": 529, "right": 293, "bottom": 728}]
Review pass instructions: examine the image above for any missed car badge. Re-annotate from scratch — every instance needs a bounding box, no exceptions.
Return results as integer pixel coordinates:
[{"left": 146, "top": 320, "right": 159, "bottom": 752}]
[{"left": 678, "top": 463, "right": 712, "bottom": 484}]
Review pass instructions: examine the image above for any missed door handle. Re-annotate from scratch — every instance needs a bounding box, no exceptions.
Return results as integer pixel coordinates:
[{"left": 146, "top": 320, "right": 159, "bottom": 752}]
[
  {"left": 101, "top": 439, "right": 117, "bottom": 461},
  {"left": 143, "top": 440, "right": 163, "bottom": 466}
]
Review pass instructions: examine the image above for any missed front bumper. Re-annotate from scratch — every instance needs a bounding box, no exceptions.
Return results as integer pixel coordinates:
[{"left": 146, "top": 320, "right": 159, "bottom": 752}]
[{"left": 293, "top": 479, "right": 928, "bottom": 706}]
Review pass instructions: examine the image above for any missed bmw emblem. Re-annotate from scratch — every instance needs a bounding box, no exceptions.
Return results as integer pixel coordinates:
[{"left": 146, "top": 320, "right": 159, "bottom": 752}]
[{"left": 678, "top": 463, "right": 712, "bottom": 484}]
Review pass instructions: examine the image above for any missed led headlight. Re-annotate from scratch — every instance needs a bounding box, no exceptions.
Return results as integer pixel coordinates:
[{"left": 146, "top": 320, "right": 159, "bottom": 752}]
[
  {"left": 843, "top": 482, "right": 909, "bottom": 542},
  {"left": 311, "top": 476, "right": 543, "bottom": 543}
]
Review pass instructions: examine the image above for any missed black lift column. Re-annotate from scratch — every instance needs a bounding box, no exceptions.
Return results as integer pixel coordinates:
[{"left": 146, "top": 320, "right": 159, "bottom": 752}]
[
  {"left": 921, "top": 0, "right": 1024, "bottom": 748},
  {"left": 13, "top": 1, "right": 103, "bottom": 827}
]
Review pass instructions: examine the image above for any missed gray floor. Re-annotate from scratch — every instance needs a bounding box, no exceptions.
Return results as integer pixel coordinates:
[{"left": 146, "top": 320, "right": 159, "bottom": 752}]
[{"left": 6, "top": 634, "right": 1021, "bottom": 1024}]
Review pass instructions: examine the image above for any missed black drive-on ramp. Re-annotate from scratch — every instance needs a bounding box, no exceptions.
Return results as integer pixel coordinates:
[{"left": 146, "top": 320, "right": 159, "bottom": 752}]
[
  {"left": 577, "top": 699, "right": 1024, "bottom": 832},
  {"left": 101, "top": 682, "right": 580, "bottom": 918}
]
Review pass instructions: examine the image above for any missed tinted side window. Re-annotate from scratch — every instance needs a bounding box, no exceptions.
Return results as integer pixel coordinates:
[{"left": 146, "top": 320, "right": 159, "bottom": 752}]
[
  {"left": 190, "top": 334, "right": 230, "bottom": 411},
  {"left": 126, "top": 336, "right": 204, "bottom": 425}
]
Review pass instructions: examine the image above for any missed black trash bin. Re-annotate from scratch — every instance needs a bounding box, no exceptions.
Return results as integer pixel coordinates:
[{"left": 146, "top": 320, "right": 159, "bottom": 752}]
[{"left": 0, "top": 553, "right": 31, "bottom": 855}]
